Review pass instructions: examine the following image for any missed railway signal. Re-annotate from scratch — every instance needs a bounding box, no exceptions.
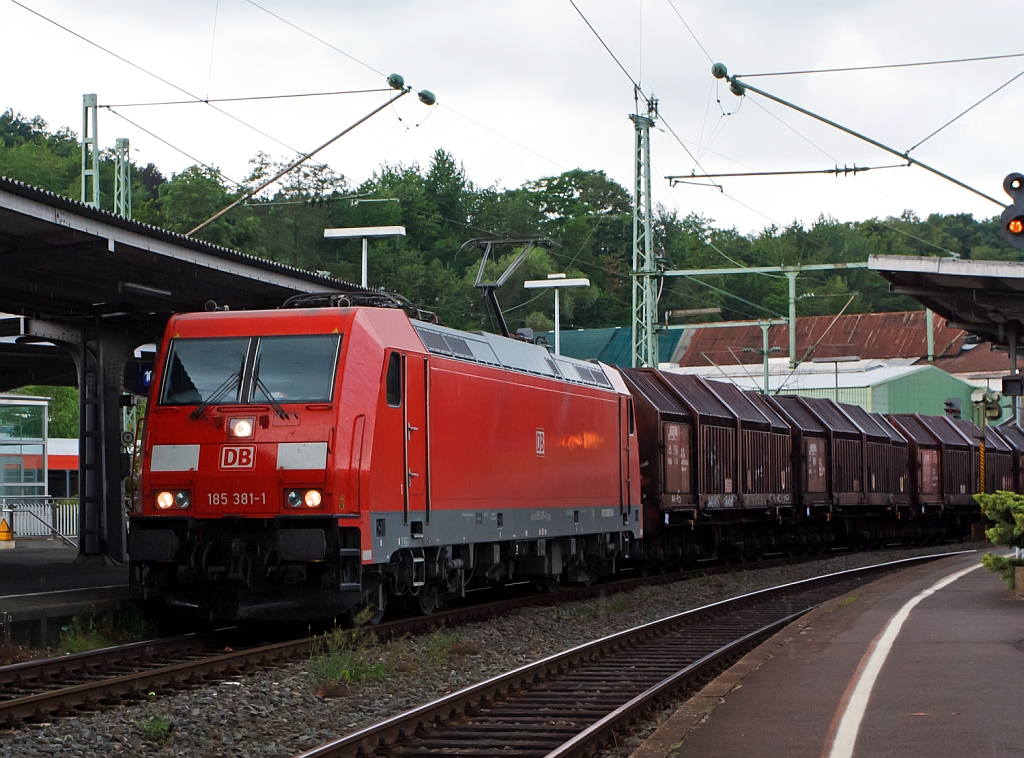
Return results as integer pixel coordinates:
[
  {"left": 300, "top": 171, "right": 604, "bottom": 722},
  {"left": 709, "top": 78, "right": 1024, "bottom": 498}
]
[{"left": 1001, "top": 173, "right": 1024, "bottom": 249}]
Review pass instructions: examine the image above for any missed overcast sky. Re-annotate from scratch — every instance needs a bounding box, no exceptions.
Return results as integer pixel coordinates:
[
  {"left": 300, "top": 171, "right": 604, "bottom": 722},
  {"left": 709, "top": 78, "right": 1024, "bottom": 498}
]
[{"left": 4, "top": 0, "right": 1023, "bottom": 235}]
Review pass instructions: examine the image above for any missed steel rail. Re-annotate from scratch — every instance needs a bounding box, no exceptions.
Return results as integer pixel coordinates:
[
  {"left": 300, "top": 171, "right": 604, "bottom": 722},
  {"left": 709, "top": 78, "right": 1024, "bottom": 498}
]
[
  {"left": 291, "top": 551, "right": 972, "bottom": 758},
  {"left": 0, "top": 632, "right": 211, "bottom": 690},
  {"left": 0, "top": 634, "right": 309, "bottom": 727}
]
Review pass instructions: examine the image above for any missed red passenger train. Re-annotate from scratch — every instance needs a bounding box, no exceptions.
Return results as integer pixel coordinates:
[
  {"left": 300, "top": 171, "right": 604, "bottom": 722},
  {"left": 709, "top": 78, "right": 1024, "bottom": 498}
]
[{"left": 129, "top": 302, "right": 995, "bottom": 621}]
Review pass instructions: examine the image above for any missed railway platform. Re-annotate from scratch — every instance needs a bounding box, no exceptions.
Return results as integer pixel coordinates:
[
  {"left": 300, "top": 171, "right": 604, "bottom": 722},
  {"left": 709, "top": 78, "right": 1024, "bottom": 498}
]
[
  {"left": 633, "top": 550, "right": 1023, "bottom": 758},
  {"left": 0, "top": 540, "right": 132, "bottom": 648}
]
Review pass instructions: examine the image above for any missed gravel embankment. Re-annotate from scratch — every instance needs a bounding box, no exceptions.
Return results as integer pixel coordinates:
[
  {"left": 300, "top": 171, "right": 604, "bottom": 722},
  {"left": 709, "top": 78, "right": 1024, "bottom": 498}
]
[{"left": 1, "top": 545, "right": 976, "bottom": 758}]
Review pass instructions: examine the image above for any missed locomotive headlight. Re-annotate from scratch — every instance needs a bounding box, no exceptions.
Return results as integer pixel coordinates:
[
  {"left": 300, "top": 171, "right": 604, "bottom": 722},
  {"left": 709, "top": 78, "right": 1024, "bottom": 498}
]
[
  {"left": 228, "top": 417, "right": 255, "bottom": 439},
  {"left": 303, "top": 490, "right": 322, "bottom": 508},
  {"left": 286, "top": 490, "right": 302, "bottom": 508},
  {"left": 155, "top": 490, "right": 190, "bottom": 510}
]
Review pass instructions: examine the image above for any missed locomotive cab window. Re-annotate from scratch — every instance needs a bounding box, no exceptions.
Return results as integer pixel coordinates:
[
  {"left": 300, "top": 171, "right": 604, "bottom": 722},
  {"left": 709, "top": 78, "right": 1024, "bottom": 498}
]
[
  {"left": 250, "top": 334, "right": 341, "bottom": 404},
  {"left": 386, "top": 352, "right": 402, "bottom": 407},
  {"left": 160, "top": 338, "right": 249, "bottom": 405}
]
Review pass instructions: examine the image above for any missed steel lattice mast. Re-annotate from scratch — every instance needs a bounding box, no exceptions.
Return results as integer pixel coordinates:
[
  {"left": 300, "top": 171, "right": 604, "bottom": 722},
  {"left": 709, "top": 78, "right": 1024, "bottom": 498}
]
[
  {"left": 630, "top": 94, "right": 659, "bottom": 368},
  {"left": 113, "top": 138, "right": 131, "bottom": 219}
]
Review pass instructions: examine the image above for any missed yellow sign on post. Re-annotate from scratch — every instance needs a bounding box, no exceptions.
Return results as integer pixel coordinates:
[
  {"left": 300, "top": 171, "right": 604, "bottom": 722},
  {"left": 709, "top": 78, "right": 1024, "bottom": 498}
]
[{"left": 0, "top": 517, "right": 14, "bottom": 549}]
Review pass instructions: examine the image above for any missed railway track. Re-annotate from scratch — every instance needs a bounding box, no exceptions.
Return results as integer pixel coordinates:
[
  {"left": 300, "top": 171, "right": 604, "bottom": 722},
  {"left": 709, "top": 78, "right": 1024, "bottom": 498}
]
[
  {"left": 291, "top": 551, "right": 971, "bottom": 758},
  {"left": 0, "top": 548, "right": 961, "bottom": 729}
]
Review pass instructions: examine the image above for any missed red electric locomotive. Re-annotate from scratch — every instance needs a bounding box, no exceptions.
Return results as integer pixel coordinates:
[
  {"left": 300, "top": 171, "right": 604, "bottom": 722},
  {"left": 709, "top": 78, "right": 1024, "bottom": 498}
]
[{"left": 130, "top": 305, "right": 642, "bottom": 620}]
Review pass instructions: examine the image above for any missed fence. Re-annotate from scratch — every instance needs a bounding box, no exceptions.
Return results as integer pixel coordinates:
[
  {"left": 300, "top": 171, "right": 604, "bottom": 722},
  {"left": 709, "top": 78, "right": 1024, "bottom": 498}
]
[{"left": 1, "top": 497, "right": 78, "bottom": 547}]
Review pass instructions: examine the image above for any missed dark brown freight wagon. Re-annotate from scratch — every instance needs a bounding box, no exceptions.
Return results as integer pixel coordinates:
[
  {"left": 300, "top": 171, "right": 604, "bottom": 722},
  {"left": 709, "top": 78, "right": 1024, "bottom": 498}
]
[
  {"left": 869, "top": 413, "right": 911, "bottom": 508},
  {"left": 797, "top": 397, "right": 866, "bottom": 507},
  {"left": 841, "top": 403, "right": 907, "bottom": 509},
  {"left": 888, "top": 411, "right": 950, "bottom": 512},
  {"left": 766, "top": 395, "right": 830, "bottom": 513},
  {"left": 655, "top": 373, "right": 792, "bottom": 512},
  {"left": 619, "top": 368, "right": 695, "bottom": 515},
  {"left": 917, "top": 415, "right": 977, "bottom": 508},
  {"left": 886, "top": 414, "right": 943, "bottom": 513}
]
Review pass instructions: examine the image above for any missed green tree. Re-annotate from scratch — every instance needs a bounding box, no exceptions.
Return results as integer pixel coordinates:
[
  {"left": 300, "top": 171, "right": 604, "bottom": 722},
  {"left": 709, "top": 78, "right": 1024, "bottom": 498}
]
[
  {"left": 7, "top": 385, "right": 78, "bottom": 438},
  {"left": 975, "top": 491, "right": 1024, "bottom": 588}
]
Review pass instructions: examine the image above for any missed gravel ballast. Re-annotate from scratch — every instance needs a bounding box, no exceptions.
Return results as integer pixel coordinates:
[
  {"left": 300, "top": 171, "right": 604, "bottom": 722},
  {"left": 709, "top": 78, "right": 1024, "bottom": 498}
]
[{"left": 0, "top": 545, "right": 976, "bottom": 758}]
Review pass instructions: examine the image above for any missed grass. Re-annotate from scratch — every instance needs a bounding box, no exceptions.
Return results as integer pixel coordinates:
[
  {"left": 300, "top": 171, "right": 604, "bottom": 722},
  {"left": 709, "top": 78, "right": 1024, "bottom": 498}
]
[
  {"left": 58, "top": 617, "right": 115, "bottom": 654},
  {"left": 57, "top": 604, "right": 161, "bottom": 655},
  {"left": 308, "top": 624, "right": 480, "bottom": 694},
  {"left": 137, "top": 714, "right": 173, "bottom": 744},
  {"left": 423, "top": 630, "right": 479, "bottom": 664},
  {"left": 835, "top": 595, "right": 859, "bottom": 609}
]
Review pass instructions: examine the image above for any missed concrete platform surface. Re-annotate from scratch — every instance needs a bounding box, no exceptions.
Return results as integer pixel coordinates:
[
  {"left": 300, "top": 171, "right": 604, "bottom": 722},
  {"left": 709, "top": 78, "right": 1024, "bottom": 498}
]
[
  {"left": 634, "top": 551, "right": 1024, "bottom": 758},
  {"left": 0, "top": 542, "right": 132, "bottom": 646}
]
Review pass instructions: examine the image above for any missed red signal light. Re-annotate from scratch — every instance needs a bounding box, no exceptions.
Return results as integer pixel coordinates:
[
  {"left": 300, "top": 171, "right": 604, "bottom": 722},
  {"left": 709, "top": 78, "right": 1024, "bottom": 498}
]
[{"left": 1009, "top": 218, "right": 1024, "bottom": 235}]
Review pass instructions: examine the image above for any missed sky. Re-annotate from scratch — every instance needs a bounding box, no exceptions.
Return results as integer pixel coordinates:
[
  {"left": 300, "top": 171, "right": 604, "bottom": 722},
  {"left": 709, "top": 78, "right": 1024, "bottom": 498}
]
[{"left": 3, "top": 0, "right": 1024, "bottom": 235}]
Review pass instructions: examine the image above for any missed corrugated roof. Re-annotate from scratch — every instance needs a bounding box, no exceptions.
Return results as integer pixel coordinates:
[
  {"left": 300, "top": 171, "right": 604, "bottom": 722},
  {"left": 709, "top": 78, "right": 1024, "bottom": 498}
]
[
  {"left": 677, "top": 364, "right": 959, "bottom": 392},
  {"left": 674, "top": 311, "right": 964, "bottom": 367},
  {"left": 921, "top": 341, "right": 1014, "bottom": 375}
]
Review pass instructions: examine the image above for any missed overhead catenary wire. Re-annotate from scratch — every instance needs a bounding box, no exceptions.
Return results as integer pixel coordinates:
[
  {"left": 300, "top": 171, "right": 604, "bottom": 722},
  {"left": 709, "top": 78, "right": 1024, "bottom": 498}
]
[
  {"left": 245, "top": 0, "right": 386, "bottom": 78},
  {"left": 102, "top": 89, "right": 393, "bottom": 108},
  {"left": 907, "top": 66, "right": 1024, "bottom": 153},
  {"left": 9, "top": 0, "right": 329, "bottom": 165},
  {"left": 105, "top": 107, "right": 243, "bottom": 187},
  {"left": 246, "top": 0, "right": 565, "bottom": 173},
  {"left": 664, "top": 0, "right": 715, "bottom": 64},
  {"left": 721, "top": 70, "right": 1006, "bottom": 208},
  {"left": 187, "top": 88, "right": 411, "bottom": 236},
  {"left": 736, "top": 52, "right": 1024, "bottom": 78}
]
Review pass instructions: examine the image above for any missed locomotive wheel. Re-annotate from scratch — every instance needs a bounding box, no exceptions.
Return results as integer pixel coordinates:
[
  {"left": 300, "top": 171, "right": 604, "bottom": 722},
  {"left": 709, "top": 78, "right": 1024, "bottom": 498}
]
[{"left": 416, "top": 585, "right": 440, "bottom": 615}]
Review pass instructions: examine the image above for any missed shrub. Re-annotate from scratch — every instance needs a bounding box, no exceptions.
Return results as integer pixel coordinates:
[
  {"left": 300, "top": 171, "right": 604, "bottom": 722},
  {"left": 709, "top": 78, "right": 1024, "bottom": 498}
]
[{"left": 974, "top": 491, "right": 1024, "bottom": 589}]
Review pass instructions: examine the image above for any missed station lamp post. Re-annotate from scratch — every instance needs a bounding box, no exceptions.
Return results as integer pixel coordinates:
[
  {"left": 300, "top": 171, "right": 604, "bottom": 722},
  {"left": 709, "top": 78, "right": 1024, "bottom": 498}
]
[
  {"left": 323, "top": 226, "right": 406, "bottom": 288},
  {"left": 523, "top": 273, "right": 590, "bottom": 356},
  {"left": 811, "top": 355, "right": 861, "bottom": 402}
]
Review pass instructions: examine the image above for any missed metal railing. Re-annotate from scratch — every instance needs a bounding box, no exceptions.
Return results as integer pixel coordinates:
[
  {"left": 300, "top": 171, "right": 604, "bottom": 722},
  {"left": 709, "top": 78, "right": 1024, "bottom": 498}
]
[{"left": 1, "top": 496, "right": 79, "bottom": 547}]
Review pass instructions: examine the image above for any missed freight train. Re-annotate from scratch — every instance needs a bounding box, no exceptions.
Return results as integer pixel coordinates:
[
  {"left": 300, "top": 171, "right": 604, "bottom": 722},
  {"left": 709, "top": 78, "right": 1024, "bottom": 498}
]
[{"left": 128, "top": 301, "right": 1007, "bottom": 621}]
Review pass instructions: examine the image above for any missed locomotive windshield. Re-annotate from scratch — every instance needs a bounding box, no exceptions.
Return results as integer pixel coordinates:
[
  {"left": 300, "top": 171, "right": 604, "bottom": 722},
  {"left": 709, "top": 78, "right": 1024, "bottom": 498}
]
[
  {"left": 159, "top": 334, "right": 341, "bottom": 406},
  {"left": 250, "top": 335, "right": 340, "bottom": 403},
  {"left": 160, "top": 338, "right": 249, "bottom": 405}
]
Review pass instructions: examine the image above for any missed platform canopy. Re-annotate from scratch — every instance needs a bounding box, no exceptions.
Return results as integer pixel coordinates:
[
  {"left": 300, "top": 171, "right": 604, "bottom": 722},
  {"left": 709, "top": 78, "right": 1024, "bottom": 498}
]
[
  {"left": 0, "top": 176, "right": 359, "bottom": 318},
  {"left": 0, "top": 176, "right": 364, "bottom": 390},
  {"left": 868, "top": 254, "right": 1024, "bottom": 352}
]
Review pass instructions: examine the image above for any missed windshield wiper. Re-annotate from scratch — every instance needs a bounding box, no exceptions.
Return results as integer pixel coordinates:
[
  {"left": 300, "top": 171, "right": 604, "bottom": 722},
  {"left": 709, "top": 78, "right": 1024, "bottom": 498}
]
[
  {"left": 189, "top": 372, "right": 240, "bottom": 421},
  {"left": 254, "top": 376, "right": 290, "bottom": 420}
]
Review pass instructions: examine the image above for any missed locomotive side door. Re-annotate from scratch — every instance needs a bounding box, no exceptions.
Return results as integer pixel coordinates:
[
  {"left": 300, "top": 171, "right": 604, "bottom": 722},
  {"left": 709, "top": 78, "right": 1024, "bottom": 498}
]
[{"left": 403, "top": 354, "right": 430, "bottom": 524}]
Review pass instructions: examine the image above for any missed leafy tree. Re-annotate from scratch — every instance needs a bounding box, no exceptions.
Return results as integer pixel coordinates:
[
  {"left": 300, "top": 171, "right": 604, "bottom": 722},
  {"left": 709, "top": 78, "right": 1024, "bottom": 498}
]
[
  {"left": 975, "top": 491, "right": 1024, "bottom": 588},
  {"left": 7, "top": 104, "right": 1024, "bottom": 338},
  {"left": 7, "top": 386, "right": 78, "bottom": 438}
]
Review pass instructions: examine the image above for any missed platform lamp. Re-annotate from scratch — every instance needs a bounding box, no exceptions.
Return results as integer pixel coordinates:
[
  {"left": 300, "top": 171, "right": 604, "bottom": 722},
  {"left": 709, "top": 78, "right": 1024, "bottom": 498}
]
[
  {"left": 811, "top": 355, "right": 861, "bottom": 402},
  {"left": 323, "top": 226, "right": 406, "bottom": 288},
  {"left": 523, "top": 274, "right": 590, "bottom": 356}
]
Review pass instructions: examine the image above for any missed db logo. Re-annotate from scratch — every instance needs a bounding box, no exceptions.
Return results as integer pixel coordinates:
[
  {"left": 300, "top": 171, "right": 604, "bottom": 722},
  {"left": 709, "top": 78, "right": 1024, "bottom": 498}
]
[
  {"left": 535, "top": 429, "right": 545, "bottom": 457},
  {"left": 220, "top": 445, "right": 256, "bottom": 469}
]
